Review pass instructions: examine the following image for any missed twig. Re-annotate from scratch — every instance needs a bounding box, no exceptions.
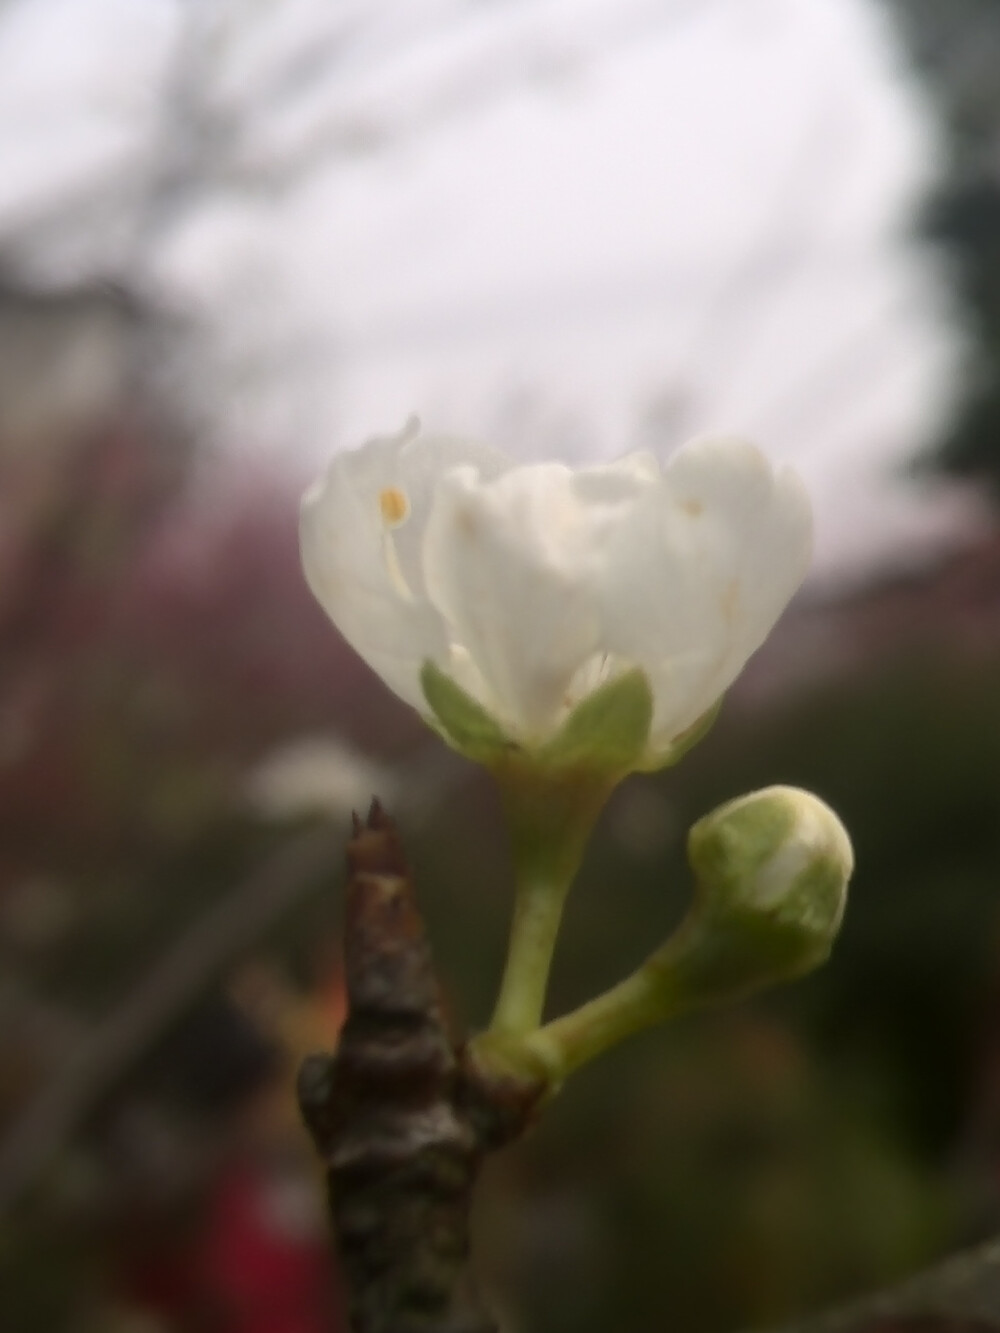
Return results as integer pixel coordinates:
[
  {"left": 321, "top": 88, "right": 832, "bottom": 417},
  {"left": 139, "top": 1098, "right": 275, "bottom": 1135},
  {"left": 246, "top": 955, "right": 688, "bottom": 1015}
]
[{"left": 298, "top": 801, "right": 542, "bottom": 1333}]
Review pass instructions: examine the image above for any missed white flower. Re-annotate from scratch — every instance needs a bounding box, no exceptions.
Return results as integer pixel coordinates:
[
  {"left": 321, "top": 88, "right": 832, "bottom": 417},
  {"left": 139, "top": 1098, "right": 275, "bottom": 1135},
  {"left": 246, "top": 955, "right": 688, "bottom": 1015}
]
[{"left": 300, "top": 419, "right": 812, "bottom": 762}]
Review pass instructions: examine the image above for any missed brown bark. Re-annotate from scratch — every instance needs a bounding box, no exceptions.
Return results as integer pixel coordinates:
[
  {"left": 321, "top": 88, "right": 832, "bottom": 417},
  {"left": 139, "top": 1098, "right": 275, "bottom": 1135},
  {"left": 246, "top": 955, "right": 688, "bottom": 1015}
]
[{"left": 298, "top": 801, "right": 543, "bottom": 1333}]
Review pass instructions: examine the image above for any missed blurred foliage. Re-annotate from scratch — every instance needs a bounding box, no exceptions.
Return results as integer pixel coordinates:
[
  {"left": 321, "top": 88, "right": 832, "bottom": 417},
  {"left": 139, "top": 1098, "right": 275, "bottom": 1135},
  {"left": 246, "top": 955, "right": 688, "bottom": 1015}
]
[{"left": 0, "top": 375, "right": 417, "bottom": 1332}]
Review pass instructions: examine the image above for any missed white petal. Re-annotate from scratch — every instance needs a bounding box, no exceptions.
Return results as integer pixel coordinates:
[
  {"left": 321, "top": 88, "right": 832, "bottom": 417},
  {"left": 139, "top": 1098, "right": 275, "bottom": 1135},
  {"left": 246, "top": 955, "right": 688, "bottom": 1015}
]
[
  {"left": 594, "top": 436, "right": 812, "bottom": 746},
  {"left": 422, "top": 463, "right": 613, "bottom": 738},
  {"left": 300, "top": 420, "right": 508, "bottom": 711},
  {"left": 572, "top": 449, "right": 661, "bottom": 499}
]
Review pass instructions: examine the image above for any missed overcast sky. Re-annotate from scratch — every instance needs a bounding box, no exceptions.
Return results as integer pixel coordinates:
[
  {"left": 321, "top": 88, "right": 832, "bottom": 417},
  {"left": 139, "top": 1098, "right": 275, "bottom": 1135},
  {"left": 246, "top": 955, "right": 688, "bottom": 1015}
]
[{"left": 0, "top": 0, "right": 984, "bottom": 581}]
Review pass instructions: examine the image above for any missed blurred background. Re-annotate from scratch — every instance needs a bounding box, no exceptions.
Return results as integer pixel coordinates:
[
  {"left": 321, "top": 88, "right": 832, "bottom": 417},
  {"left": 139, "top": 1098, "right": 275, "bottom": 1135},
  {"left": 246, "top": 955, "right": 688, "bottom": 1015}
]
[{"left": 3, "top": 2, "right": 1000, "bottom": 1331}]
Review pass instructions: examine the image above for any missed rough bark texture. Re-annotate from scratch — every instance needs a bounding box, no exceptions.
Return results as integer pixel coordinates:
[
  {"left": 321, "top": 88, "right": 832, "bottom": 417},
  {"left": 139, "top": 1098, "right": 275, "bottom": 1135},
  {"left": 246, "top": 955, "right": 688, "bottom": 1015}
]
[{"left": 298, "top": 801, "right": 542, "bottom": 1333}]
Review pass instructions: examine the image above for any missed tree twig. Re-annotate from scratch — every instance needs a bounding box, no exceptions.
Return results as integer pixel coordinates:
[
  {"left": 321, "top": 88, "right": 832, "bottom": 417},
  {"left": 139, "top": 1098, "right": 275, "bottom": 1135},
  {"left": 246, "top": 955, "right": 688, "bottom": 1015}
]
[{"left": 298, "top": 801, "right": 543, "bottom": 1333}]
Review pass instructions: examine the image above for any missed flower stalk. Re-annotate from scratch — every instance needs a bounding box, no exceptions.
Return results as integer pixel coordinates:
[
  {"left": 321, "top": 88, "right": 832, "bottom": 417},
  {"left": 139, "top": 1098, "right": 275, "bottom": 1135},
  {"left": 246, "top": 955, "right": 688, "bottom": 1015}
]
[
  {"left": 487, "top": 762, "right": 611, "bottom": 1035},
  {"left": 489, "top": 867, "right": 572, "bottom": 1035}
]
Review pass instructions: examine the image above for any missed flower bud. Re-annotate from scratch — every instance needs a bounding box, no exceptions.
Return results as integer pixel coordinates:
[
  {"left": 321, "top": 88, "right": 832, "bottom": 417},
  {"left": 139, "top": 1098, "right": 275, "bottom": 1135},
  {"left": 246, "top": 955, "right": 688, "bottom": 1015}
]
[
  {"left": 482, "top": 785, "right": 853, "bottom": 1088},
  {"left": 656, "top": 785, "right": 852, "bottom": 1008}
]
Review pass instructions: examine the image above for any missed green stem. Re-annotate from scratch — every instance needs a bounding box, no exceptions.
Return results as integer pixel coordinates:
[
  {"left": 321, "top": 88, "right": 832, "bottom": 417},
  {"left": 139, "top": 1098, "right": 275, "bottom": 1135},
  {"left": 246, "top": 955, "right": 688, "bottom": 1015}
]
[
  {"left": 486, "top": 759, "right": 611, "bottom": 1038},
  {"left": 489, "top": 869, "right": 573, "bottom": 1035},
  {"left": 521, "top": 966, "right": 675, "bottom": 1083}
]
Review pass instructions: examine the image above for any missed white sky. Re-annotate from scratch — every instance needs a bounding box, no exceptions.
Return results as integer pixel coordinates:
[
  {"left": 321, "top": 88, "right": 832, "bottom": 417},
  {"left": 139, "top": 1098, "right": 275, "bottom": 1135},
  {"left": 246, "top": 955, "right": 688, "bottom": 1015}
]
[{"left": 0, "top": 0, "right": 984, "bottom": 582}]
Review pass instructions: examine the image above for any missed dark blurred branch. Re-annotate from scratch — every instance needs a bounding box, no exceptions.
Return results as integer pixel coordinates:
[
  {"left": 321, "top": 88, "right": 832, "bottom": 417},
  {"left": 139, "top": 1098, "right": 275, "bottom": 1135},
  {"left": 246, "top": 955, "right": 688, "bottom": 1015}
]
[
  {"left": 771, "top": 1234, "right": 1000, "bottom": 1332},
  {"left": 299, "top": 802, "right": 542, "bottom": 1333},
  {"left": 0, "top": 824, "right": 341, "bottom": 1217}
]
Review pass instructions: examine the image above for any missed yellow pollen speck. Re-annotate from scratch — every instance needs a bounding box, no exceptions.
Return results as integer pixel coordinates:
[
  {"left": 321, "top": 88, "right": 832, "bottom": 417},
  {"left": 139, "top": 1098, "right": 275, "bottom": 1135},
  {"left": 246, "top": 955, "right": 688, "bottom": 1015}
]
[
  {"left": 681, "top": 498, "right": 704, "bottom": 517},
  {"left": 379, "top": 487, "right": 409, "bottom": 527}
]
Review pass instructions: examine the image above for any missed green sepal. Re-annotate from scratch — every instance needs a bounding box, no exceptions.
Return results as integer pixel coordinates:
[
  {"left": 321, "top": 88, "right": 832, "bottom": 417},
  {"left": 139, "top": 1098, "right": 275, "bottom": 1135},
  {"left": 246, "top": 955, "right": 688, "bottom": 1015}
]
[
  {"left": 422, "top": 659, "right": 656, "bottom": 779},
  {"left": 420, "top": 660, "right": 513, "bottom": 763},
  {"left": 536, "top": 667, "right": 653, "bottom": 776},
  {"left": 646, "top": 894, "right": 836, "bottom": 1015}
]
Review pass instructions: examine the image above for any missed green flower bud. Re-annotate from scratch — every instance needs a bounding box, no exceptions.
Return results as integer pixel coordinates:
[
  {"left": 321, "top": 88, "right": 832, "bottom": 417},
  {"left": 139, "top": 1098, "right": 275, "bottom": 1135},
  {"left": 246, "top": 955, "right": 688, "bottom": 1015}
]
[
  {"left": 662, "top": 785, "right": 853, "bottom": 1007},
  {"left": 475, "top": 785, "right": 853, "bottom": 1090}
]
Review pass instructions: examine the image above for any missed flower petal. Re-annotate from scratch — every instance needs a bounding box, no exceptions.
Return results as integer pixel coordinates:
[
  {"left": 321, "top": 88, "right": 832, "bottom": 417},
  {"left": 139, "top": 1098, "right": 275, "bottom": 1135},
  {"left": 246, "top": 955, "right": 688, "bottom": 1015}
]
[
  {"left": 594, "top": 436, "right": 812, "bottom": 747},
  {"left": 300, "top": 420, "right": 508, "bottom": 711},
  {"left": 422, "top": 463, "right": 612, "bottom": 738}
]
